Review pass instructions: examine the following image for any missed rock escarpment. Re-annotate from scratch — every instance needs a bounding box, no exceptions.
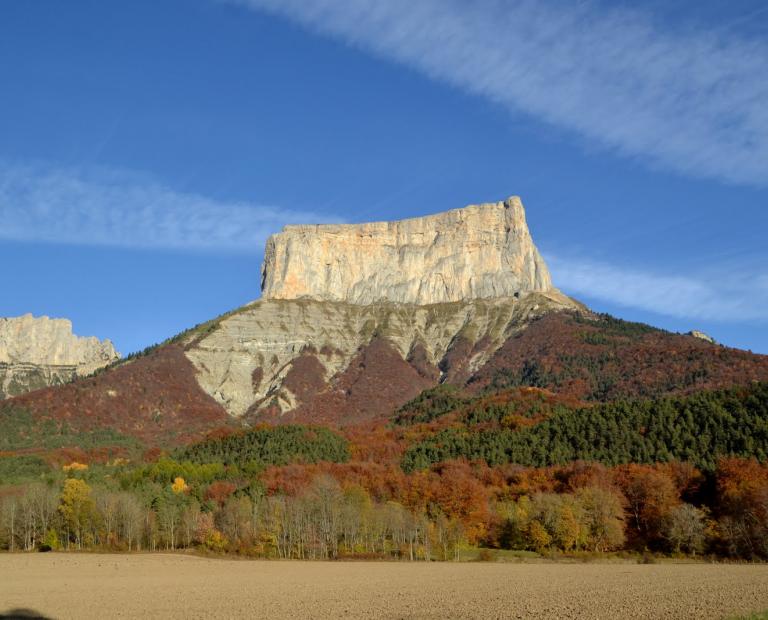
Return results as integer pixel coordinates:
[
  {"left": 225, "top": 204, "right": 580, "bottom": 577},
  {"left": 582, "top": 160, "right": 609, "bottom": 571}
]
[
  {"left": 0, "top": 314, "right": 119, "bottom": 398},
  {"left": 261, "top": 197, "right": 553, "bottom": 305},
  {"left": 1, "top": 197, "right": 578, "bottom": 427}
]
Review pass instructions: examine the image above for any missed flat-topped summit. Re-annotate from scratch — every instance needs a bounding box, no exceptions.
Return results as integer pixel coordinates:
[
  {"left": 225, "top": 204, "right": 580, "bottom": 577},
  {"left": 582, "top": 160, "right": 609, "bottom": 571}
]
[{"left": 261, "top": 196, "right": 553, "bottom": 306}]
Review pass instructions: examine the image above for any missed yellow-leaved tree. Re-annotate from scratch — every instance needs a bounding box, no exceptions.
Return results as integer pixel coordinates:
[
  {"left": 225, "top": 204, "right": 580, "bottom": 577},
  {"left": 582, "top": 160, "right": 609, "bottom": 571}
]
[
  {"left": 171, "top": 477, "right": 188, "bottom": 494},
  {"left": 58, "top": 478, "right": 98, "bottom": 549}
]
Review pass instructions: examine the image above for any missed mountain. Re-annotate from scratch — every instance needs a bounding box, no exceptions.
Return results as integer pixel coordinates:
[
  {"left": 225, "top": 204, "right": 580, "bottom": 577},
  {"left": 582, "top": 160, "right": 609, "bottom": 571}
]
[
  {"left": 2, "top": 196, "right": 768, "bottom": 450},
  {"left": 261, "top": 196, "right": 552, "bottom": 304},
  {"left": 0, "top": 314, "right": 119, "bottom": 399}
]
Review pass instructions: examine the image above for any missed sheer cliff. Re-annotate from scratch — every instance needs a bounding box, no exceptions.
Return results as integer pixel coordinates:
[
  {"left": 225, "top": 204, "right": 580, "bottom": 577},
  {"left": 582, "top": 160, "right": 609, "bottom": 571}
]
[
  {"left": 0, "top": 314, "right": 119, "bottom": 399},
  {"left": 261, "top": 197, "right": 552, "bottom": 305}
]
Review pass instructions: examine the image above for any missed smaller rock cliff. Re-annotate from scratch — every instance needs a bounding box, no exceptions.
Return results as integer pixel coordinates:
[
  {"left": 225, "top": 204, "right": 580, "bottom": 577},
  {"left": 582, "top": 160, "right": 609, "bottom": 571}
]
[
  {"left": 0, "top": 314, "right": 119, "bottom": 399},
  {"left": 261, "top": 196, "right": 553, "bottom": 305}
]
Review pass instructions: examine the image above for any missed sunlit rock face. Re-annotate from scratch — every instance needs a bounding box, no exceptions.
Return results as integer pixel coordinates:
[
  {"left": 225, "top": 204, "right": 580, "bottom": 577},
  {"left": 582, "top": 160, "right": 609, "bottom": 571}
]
[
  {"left": 0, "top": 314, "right": 119, "bottom": 398},
  {"left": 260, "top": 196, "right": 554, "bottom": 305}
]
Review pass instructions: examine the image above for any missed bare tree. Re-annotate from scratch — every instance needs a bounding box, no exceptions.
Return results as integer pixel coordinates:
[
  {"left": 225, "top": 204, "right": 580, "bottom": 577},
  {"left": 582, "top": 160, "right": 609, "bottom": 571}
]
[{"left": 0, "top": 495, "right": 19, "bottom": 551}]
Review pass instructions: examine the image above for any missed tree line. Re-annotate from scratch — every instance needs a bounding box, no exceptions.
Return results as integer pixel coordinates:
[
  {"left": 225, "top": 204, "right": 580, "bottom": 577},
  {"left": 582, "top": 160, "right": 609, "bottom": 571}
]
[{"left": 1, "top": 456, "right": 767, "bottom": 560}]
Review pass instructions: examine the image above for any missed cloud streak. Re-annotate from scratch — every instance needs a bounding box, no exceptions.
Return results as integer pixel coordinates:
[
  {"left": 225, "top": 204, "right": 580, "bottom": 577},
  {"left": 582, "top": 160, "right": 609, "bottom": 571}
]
[
  {"left": 231, "top": 0, "right": 768, "bottom": 186},
  {"left": 0, "top": 164, "right": 338, "bottom": 253},
  {"left": 548, "top": 255, "right": 768, "bottom": 323}
]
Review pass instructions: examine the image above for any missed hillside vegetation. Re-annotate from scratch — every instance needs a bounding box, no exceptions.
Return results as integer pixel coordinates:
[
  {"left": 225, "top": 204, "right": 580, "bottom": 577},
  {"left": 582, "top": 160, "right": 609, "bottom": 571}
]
[
  {"left": 468, "top": 313, "right": 768, "bottom": 401},
  {"left": 175, "top": 425, "right": 350, "bottom": 466},
  {"left": 1, "top": 313, "right": 768, "bottom": 561},
  {"left": 401, "top": 383, "right": 768, "bottom": 471}
]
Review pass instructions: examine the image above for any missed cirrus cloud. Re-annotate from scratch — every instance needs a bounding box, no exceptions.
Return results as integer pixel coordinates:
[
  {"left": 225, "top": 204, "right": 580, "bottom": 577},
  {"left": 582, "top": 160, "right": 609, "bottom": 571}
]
[
  {"left": 229, "top": 0, "right": 768, "bottom": 187},
  {"left": 0, "top": 163, "right": 339, "bottom": 253}
]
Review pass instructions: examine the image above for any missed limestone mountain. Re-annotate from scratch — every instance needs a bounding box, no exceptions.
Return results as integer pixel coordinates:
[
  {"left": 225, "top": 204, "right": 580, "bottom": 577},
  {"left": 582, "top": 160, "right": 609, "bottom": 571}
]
[
  {"left": 261, "top": 197, "right": 552, "bottom": 305},
  {"left": 3, "top": 196, "right": 768, "bottom": 448},
  {"left": 0, "top": 314, "right": 119, "bottom": 399},
  {"left": 190, "top": 196, "right": 576, "bottom": 422}
]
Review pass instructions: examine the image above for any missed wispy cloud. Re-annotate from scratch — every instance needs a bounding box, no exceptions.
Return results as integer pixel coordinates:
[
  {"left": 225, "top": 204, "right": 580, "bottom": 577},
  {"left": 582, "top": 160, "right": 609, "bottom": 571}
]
[
  {"left": 548, "top": 255, "right": 768, "bottom": 323},
  {"left": 0, "top": 164, "right": 338, "bottom": 252},
  {"left": 231, "top": 0, "right": 768, "bottom": 186}
]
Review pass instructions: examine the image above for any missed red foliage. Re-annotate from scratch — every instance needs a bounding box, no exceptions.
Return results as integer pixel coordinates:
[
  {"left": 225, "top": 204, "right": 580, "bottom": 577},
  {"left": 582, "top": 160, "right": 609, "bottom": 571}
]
[
  {"left": 467, "top": 313, "right": 768, "bottom": 400},
  {"left": 614, "top": 464, "right": 680, "bottom": 547},
  {"left": 716, "top": 457, "right": 768, "bottom": 516},
  {"left": 204, "top": 480, "right": 237, "bottom": 507},
  {"left": 253, "top": 338, "right": 437, "bottom": 426},
  {"left": 555, "top": 461, "right": 615, "bottom": 492},
  {"left": 345, "top": 422, "right": 408, "bottom": 463},
  {"left": 6, "top": 345, "right": 234, "bottom": 447}
]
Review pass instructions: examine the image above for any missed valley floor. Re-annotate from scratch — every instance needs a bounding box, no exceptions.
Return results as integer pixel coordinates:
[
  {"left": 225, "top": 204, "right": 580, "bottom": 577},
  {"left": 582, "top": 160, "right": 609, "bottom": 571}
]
[{"left": 1, "top": 554, "right": 767, "bottom": 619}]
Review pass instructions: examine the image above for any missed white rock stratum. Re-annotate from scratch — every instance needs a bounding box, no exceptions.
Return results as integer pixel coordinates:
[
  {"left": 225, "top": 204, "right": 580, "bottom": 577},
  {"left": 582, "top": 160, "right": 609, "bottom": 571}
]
[
  {"left": 0, "top": 314, "right": 120, "bottom": 398},
  {"left": 261, "top": 196, "right": 553, "bottom": 305}
]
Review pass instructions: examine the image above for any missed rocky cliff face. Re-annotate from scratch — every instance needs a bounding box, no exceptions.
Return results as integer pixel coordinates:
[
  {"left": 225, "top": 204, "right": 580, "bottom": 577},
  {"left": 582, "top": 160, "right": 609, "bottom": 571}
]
[
  {"left": 0, "top": 314, "right": 119, "bottom": 398},
  {"left": 1, "top": 197, "right": 578, "bottom": 425},
  {"left": 261, "top": 197, "right": 553, "bottom": 305}
]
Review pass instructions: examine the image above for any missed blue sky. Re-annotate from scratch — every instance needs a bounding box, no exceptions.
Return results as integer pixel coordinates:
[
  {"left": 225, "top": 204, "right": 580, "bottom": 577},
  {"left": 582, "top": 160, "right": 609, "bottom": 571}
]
[{"left": 1, "top": 0, "right": 766, "bottom": 354}]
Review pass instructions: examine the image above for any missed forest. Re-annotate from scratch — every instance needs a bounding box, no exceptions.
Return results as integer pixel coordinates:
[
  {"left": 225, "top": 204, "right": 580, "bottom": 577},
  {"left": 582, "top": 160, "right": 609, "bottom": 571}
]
[
  {"left": 1, "top": 383, "right": 767, "bottom": 560},
  {"left": 401, "top": 382, "right": 768, "bottom": 471}
]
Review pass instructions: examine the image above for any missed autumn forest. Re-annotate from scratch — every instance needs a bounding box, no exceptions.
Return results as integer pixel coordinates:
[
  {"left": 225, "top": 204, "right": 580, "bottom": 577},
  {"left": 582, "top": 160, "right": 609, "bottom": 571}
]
[{"left": 2, "top": 375, "right": 768, "bottom": 561}]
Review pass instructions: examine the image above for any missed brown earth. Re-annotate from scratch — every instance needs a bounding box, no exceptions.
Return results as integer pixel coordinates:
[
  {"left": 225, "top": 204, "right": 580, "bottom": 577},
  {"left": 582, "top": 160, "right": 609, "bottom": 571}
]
[{"left": 1, "top": 554, "right": 767, "bottom": 619}]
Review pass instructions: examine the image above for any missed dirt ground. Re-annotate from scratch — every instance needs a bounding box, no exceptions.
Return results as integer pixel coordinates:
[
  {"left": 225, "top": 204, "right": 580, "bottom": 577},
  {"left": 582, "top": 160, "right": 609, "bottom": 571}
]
[{"left": 1, "top": 554, "right": 767, "bottom": 619}]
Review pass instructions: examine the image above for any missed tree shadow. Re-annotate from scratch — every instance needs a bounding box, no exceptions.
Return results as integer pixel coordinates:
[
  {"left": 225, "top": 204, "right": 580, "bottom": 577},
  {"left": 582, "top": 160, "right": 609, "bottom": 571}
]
[{"left": 0, "top": 610, "right": 53, "bottom": 620}]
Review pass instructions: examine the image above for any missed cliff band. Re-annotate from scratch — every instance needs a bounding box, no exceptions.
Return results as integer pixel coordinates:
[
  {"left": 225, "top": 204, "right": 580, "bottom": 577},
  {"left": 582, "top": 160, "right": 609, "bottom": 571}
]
[
  {"left": 0, "top": 314, "right": 119, "bottom": 398},
  {"left": 261, "top": 196, "right": 553, "bottom": 305}
]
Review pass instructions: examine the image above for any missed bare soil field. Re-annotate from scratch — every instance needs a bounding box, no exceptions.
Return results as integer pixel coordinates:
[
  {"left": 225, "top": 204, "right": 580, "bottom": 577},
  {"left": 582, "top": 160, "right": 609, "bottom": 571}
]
[{"left": 1, "top": 554, "right": 767, "bottom": 619}]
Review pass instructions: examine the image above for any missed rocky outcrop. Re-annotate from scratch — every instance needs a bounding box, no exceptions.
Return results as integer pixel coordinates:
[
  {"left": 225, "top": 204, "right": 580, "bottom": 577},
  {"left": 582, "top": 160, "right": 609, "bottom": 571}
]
[
  {"left": 687, "top": 330, "right": 716, "bottom": 344},
  {"left": 7, "top": 196, "right": 768, "bottom": 443},
  {"left": 0, "top": 314, "right": 119, "bottom": 398},
  {"left": 261, "top": 197, "right": 553, "bottom": 305}
]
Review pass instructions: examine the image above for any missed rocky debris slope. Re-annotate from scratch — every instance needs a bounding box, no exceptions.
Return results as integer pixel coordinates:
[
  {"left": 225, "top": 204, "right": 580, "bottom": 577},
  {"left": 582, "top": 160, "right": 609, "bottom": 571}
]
[
  {"left": 185, "top": 290, "right": 578, "bottom": 422},
  {"left": 261, "top": 196, "right": 553, "bottom": 305},
  {"left": 0, "top": 314, "right": 119, "bottom": 398}
]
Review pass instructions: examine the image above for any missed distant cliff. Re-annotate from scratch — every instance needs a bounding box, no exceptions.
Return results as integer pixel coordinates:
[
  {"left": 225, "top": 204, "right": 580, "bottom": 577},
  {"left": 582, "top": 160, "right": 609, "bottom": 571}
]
[
  {"left": 261, "top": 196, "right": 553, "bottom": 305},
  {"left": 0, "top": 314, "right": 119, "bottom": 398}
]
